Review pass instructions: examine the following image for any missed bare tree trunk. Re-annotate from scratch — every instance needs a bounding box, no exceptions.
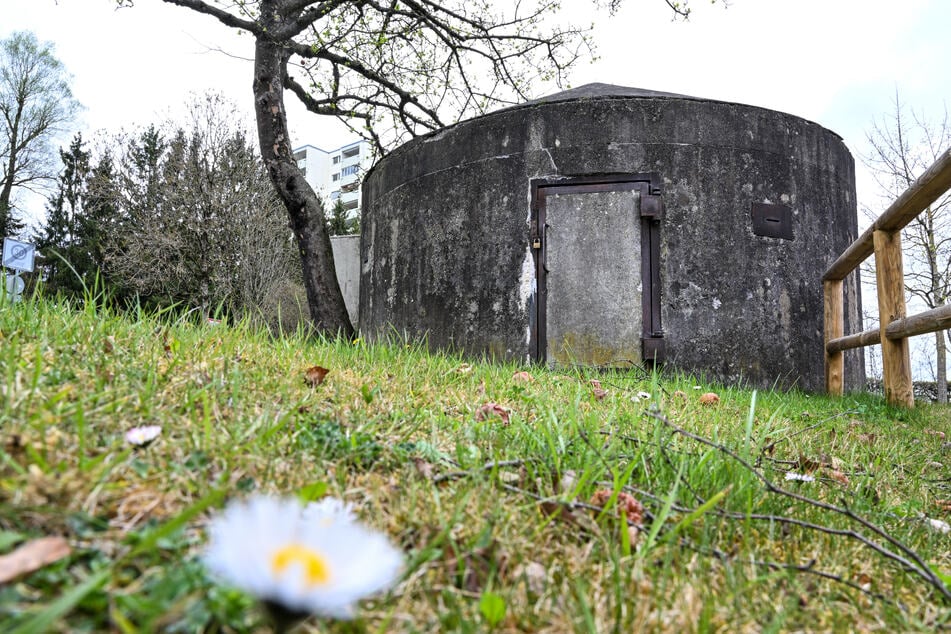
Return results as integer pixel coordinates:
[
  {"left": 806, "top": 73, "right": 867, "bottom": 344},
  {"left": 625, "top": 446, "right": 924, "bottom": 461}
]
[
  {"left": 924, "top": 205, "right": 948, "bottom": 403},
  {"left": 251, "top": 8, "right": 353, "bottom": 338},
  {"left": 0, "top": 148, "right": 17, "bottom": 236},
  {"left": 936, "top": 329, "right": 947, "bottom": 403}
]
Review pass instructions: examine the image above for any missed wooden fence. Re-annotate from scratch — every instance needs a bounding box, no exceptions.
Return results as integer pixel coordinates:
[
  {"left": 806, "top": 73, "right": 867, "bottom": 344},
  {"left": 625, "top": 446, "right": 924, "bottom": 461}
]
[{"left": 824, "top": 148, "right": 951, "bottom": 407}]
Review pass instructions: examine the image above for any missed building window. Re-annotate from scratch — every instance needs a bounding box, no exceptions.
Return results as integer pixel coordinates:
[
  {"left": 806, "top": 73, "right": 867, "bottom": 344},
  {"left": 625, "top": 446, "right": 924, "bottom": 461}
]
[
  {"left": 293, "top": 150, "right": 305, "bottom": 161},
  {"left": 333, "top": 156, "right": 340, "bottom": 164},
  {"left": 342, "top": 146, "right": 359, "bottom": 159},
  {"left": 341, "top": 182, "right": 359, "bottom": 193},
  {"left": 342, "top": 199, "right": 358, "bottom": 210},
  {"left": 332, "top": 173, "right": 340, "bottom": 181},
  {"left": 330, "top": 190, "right": 340, "bottom": 200},
  {"left": 341, "top": 165, "right": 359, "bottom": 177}
]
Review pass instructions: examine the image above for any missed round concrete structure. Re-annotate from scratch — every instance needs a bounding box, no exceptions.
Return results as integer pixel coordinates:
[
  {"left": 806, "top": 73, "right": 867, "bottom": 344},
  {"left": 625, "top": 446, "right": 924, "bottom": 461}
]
[{"left": 360, "top": 84, "right": 864, "bottom": 391}]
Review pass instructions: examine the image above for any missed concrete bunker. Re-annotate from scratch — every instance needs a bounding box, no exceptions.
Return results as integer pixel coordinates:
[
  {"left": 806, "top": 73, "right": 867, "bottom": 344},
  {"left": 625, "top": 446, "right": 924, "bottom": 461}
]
[{"left": 359, "top": 84, "right": 864, "bottom": 391}]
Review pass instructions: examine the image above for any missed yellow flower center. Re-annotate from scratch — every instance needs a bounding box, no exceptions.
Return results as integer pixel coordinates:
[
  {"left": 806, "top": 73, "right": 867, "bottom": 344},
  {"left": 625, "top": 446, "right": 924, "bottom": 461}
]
[{"left": 271, "top": 544, "right": 331, "bottom": 587}]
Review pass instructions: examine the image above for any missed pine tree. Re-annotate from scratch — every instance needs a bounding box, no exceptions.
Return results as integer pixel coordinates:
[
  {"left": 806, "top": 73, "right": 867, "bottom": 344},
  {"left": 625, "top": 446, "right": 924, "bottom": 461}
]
[
  {"left": 326, "top": 198, "right": 354, "bottom": 236},
  {"left": 37, "top": 133, "right": 90, "bottom": 296},
  {"left": 36, "top": 134, "right": 121, "bottom": 299}
]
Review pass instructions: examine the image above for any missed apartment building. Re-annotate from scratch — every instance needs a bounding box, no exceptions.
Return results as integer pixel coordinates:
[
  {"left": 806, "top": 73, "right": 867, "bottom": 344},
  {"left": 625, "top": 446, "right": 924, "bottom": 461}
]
[{"left": 292, "top": 139, "right": 370, "bottom": 216}]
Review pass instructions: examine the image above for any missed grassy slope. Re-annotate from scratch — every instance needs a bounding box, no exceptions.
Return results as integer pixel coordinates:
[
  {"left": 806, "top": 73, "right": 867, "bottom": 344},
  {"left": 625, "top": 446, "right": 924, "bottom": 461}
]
[{"left": 0, "top": 295, "right": 949, "bottom": 632}]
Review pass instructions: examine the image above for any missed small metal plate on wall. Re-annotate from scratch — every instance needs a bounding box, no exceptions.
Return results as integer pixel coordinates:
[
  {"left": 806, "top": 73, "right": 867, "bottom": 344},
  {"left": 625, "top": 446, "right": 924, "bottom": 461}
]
[{"left": 751, "top": 203, "right": 793, "bottom": 240}]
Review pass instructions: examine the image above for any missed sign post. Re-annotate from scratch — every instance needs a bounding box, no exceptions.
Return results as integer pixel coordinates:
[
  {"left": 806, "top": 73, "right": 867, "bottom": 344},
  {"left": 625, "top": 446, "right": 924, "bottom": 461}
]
[{"left": 2, "top": 237, "right": 36, "bottom": 303}]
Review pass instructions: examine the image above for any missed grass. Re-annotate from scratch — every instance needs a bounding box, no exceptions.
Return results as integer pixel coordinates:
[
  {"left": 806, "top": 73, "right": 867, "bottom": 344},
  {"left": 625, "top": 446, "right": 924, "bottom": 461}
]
[{"left": 0, "top": 291, "right": 949, "bottom": 632}]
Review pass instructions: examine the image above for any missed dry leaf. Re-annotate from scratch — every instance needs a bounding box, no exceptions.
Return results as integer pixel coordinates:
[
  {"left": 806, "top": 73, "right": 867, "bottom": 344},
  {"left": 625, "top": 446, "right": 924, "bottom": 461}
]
[
  {"left": 113, "top": 485, "right": 178, "bottom": 530},
  {"left": 826, "top": 468, "right": 850, "bottom": 485},
  {"left": 0, "top": 536, "right": 71, "bottom": 583},
  {"left": 103, "top": 336, "right": 115, "bottom": 355},
  {"left": 512, "top": 561, "right": 547, "bottom": 598},
  {"left": 558, "top": 469, "right": 579, "bottom": 494},
  {"left": 589, "top": 490, "right": 645, "bottom": 526},
  {"left": 475, "top": 402, "right": 510, "bottom": 424},
  {"left": 587, "top": 379, "right": 607, "bottom": 399},
  {"left": 855, "top": 572, "right": 873, "bottom": 592},
  {"left": 924, "top": 429, "right": 947, "bottom": 440},
  {"left": 455, "top": 363, "right": 474, "bottom": 374},
  {"left": 797, "top": 454, "right": 822, "bottom": 473},
  {"left": 304, "top": 365, "right": 330, "bottom": 387},
  {"left": 699, "top": 392, "right": 720, "bottom": 405},
  {"left": 627, "top": 525, "right": 641, "bottom": 545},
  {"left": 443, "top": 539, "right": 505, "bottom": 593},
  {"left": 512, "top": 371, "right": 534, "bottom": 382},
  {"left": 538, "top": 501, "right": 601, "bottom": 535},
  {"left": 589, "top": 490, "right": 645, "bottom": 546},
  {"left": 671, "top": 390, "right": 687, "bottom": 403},
  {"left": 498, "top": 471, "right": 521, "bottom": 484},
  {"left": 412, "top": 457, "right": 434, "bottom": 480},
  {"left": 4, "top": 434, "right": 23, "bottom": 456},
  {"left": 934, "top": 499, "right": 951, "bottom": 514},
  {"left": 857, "top": 432, "right": 877, "bottom": 445}
]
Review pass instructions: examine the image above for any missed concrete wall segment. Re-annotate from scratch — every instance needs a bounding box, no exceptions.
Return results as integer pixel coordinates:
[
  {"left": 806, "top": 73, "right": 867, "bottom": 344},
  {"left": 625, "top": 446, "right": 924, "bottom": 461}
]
[{"left": 360, "top": 85, "right": 864, "bottom": 390}]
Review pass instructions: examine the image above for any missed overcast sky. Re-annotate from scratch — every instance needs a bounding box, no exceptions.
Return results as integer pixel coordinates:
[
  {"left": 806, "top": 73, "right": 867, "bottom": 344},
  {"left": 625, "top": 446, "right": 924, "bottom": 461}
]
[{"left": 5, "top": 0, "right": 950, "bottom": 203}]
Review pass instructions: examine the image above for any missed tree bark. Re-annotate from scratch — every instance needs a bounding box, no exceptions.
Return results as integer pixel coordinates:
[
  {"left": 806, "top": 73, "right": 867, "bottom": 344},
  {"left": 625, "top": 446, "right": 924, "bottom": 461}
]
[
  {"left": 252, "top": 5, "right": 354, "bottom": 338},
  {"left": 924, "top": 206, "right": 947, "bottom": 403},
  {"left": 936, "top": 329, "right": 947, "bottom": 403},
  {"left": 0, "top": 127, "right": 19, "bottom": 236}
]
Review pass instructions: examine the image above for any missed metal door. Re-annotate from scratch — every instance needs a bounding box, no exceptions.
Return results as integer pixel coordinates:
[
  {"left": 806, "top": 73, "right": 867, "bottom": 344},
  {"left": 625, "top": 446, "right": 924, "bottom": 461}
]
[{"left": 531, "top": 176, "right": 664, "bottom": 368}]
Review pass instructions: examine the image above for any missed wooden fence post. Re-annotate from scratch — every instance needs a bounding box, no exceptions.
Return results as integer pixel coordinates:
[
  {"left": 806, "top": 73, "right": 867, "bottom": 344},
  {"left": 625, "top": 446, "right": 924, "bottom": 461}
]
[
  {"left": 873, "top": 229, "right": 914, "bottom": 407},
  {"left": 824, "top": 279, "right": 844, "bottom": 396}
]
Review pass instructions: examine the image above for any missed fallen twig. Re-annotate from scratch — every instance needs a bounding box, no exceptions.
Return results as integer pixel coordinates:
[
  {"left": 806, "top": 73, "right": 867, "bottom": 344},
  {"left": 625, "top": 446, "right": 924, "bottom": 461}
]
[
  {"left": 644, "top": 408, "right": 951, "bottom": 602},
  {"left": 432, "top": 459, "right": 530, "bottom": 484}
]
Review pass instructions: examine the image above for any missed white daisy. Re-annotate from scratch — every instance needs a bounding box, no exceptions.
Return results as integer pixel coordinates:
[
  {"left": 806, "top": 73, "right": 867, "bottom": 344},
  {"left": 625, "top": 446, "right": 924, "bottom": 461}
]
[
  {"left": 784, "top": 472, "right": 815, "bottom": 482},
  {"left": 302, "top": 497, "right": 357, "bottom": 525},
  {"left": 203, "top": 495, "right": 403, "bottom": 619},
  {"left": 925, "top": 517, "right": 951, "bottom": 534},
  {"left": 125, "top": 425, "right": 161, "bottom": 446}
]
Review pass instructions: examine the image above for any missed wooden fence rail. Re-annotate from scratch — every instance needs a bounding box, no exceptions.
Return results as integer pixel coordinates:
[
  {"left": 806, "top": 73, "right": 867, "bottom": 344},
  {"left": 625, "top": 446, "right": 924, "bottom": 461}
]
[{"left": 824, "top": 148, "right": 951, "bottom": 407}]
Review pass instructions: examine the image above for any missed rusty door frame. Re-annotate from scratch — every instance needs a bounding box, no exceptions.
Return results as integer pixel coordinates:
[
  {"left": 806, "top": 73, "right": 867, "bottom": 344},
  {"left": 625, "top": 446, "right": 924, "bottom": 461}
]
[{"left": 530, "top": 173, "right": 664, "bottom": 365}]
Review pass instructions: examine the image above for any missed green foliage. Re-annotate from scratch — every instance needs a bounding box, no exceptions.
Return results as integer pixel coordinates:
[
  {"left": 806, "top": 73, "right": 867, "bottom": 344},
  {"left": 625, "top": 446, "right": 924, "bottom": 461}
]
[
  {"left": 478, "top": 590, "right": 506, "bottom": 627},
  {"left": 35, "top": 133, "right": 122, "bottom": 300},
  {"left": 31, "top": 93, "right": 305, "bottom": 328},
  {"left": 326, "top": 198, "right": 360, "bottom": 236}
]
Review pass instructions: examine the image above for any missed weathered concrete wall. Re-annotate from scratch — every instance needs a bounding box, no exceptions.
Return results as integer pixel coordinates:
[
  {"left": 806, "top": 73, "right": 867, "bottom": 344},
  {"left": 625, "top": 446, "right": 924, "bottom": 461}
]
[
  {"left": 360, "top": 84, "right": 864, "bottom": 391},
  {"left": 330, "top": 235, "right": 360, "bottom": 327}
]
